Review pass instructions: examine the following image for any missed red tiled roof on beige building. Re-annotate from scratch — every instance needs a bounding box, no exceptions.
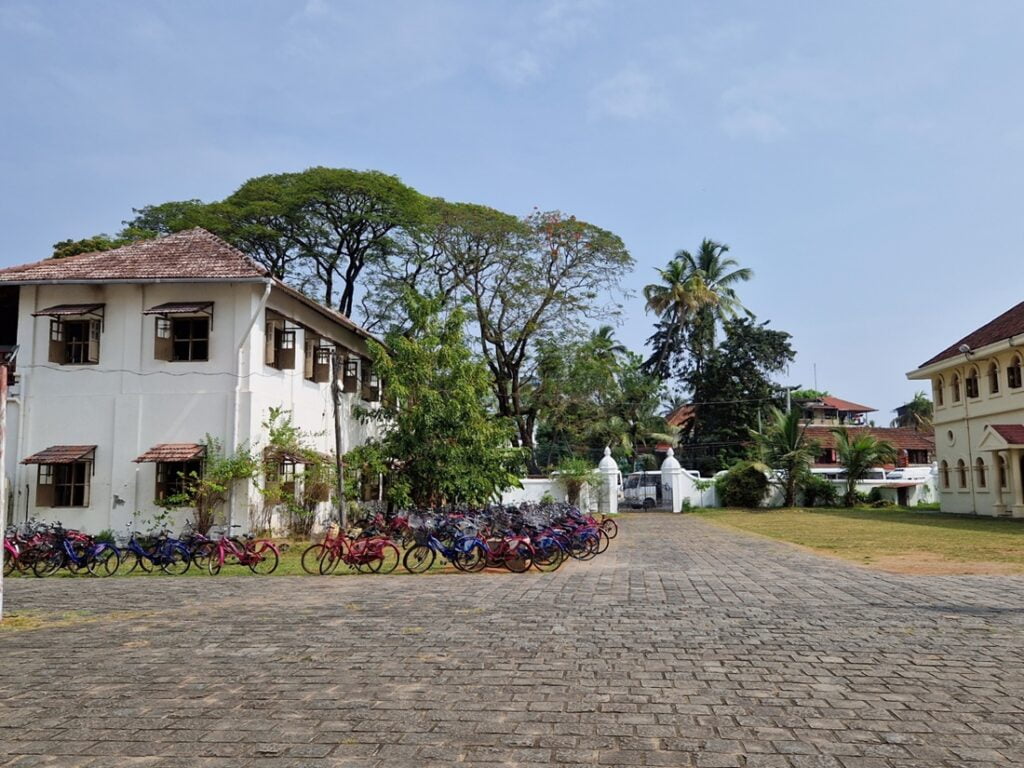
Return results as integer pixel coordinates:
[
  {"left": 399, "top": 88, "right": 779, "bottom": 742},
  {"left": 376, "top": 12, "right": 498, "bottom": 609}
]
[
  {"left": 989, "top": 424, "right": 1024, "bottom": 446},
  {"left": 919, "top": 300, "right": 1024, "bottom": 368},
  {"left": 804, "top": 426, "right": 935, "bottom": 452}
]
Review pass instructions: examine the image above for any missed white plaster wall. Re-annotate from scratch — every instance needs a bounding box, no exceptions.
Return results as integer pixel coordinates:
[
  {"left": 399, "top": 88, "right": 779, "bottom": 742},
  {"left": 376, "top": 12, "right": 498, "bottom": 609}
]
[{"left": 4, "top": 282, "right": 379, "bottom": 533}]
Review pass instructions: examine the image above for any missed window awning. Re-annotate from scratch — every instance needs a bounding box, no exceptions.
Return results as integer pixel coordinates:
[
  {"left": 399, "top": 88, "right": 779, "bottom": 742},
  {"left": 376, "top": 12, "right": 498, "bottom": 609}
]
[
  {"left": 143, "top": 301, "right": 214, "bottom": 328},
  {"left": 22, "top": 445, "right": 96, "bottom": 464},
  {"left": 133, "top": 443, "right": 206, "bottom": 463},
  {"left": 32, "top": 303, "right": 105, "bottom": 324}
]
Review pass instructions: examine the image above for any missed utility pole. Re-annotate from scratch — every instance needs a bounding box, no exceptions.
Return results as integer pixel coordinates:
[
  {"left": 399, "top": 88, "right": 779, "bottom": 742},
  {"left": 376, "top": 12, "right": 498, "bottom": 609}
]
[
  {"left": 0, "top": 347, "right": 17, "bottom": 622},
  {"left": 331, "top": 346, "right": 347, "bottom": 530}
]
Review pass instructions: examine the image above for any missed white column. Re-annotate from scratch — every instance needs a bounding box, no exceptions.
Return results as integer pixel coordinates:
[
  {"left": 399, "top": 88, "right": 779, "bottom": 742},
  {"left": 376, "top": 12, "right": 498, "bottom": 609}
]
[
  {"left": 1011, "top": 449, "right": 1024, "bottom": 518},
  {"left": 992, "top": 451, "right": 1006, "bottom": 516},
  {"left": 597, "top": 447, "right": 618, "bottom": 515},
  {"left": 660, "top": 448, "right": 686, "bottom": 514}
]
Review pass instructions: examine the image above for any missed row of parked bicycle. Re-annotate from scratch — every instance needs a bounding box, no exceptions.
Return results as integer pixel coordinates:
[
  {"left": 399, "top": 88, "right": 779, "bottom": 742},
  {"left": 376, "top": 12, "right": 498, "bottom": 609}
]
[
  {"left": 2, "top": 504, "right": 616, "bottom": 578},
  {"left": 302, "top": 505, "right": 617, "bottom": 575},
  {"left": 2, "top": 520, "right": 281, "bottom": 577}
]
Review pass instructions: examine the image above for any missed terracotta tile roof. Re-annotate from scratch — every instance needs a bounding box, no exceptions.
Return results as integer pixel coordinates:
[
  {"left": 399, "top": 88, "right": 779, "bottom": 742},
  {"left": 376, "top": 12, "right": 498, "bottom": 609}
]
[
  {"left": 919, "top": 300, "right": 1024, "bottom": 368},
  {"left": 134, "top": 443, "right": 206, "bottom": 463},
  {"left": 989, "top": 425, "right": 1024, "bottom": 445},
  {"left": 0, "top": 228, "right": 269, "bottom": 283},
  {"left": 820, "top": 396, "right": 875, "bottom": 413},
  {"left": 666, "top": 404, "right": 695, "bottom": 427},
  {"left": 22, "top": 445, "right": 96, "bottom": 464},
  {"left": 804, "top": 426, "right": 935, "bottom": 452}
]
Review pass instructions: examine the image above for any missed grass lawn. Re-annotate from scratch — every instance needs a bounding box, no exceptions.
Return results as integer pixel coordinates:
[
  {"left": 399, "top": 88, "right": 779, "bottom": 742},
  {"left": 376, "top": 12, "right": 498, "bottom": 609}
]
[{"left": 694, "top": 507, "right": 1024, "bottom": 574}]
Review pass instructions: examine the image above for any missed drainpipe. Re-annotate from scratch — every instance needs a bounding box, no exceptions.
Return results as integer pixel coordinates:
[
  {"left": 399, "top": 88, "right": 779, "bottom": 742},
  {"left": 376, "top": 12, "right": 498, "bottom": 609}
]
[
  {"left": 229, "top": 281, "right": 272, "bottom": 529},
  {"left": 959, "top": 352, "right": 978, "bottom": 515}
]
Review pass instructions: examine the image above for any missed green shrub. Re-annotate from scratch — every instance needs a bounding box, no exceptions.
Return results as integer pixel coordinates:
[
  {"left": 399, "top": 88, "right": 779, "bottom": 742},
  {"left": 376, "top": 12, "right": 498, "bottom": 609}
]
[
  {"left": 866, "top": 487, "right": 884, "bottom": 505},
  {"left": 540, "top": 491, "right": 556, "bottom": 505},
  {"left": 716, "top": 462, "right": 769, "bottom": 508},
  {"left": 800, "top": 475, "right": 839, "bottom": 507},
  {"left": 94, "top": 529, "right": 117, "bottom": 544}
]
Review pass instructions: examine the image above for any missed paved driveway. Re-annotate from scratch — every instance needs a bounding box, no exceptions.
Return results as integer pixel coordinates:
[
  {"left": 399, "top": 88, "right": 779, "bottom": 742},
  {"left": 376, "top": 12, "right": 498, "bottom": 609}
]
[{"left": 1, "top": 514, "right": 1023, "bottom": 767}]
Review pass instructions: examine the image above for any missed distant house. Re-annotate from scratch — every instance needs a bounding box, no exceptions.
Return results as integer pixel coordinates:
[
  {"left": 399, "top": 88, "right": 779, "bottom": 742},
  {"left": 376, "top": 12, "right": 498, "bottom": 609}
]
[
  {"left": 908, "top": 300, "right": 1024, "bottom": 517},
  {"left": 796, "top": 395, "right": 875, "bottom": 426},
  {"left": 0, "top": 229, "right": 382, "bottom": 533},
  {"left": 804, "top": 426, "right": 934, "bottom": 467}
]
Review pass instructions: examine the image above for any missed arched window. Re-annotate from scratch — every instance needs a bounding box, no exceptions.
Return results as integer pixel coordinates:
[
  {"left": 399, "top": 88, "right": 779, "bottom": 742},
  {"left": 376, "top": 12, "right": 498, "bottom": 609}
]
[
  {"left": 965, "top": 367, "right": 980, "bottom": 399},
  {"left": 975, "top": 457, "right": 987, "bottom": 488},
  {"left": 957, "top": 459, "right": 968, "bottom": 488},
  {"left": 940, "top": 460, "right": 950, "bottom": 489},
  {"left": 935, "top": 376, "right": 945, "bottom": 406},
  {"left": 1009, "top": 356, "right": 1023, "bottom": 389},
  {"left": 951, "top": 373, "right": 962, "bottom": 402},
  {"left": 988, "top": 362, "right": 1000, "bottom": 394},
  {"left": 998, "top": 455, "right": 1008, "bottom": 489}
]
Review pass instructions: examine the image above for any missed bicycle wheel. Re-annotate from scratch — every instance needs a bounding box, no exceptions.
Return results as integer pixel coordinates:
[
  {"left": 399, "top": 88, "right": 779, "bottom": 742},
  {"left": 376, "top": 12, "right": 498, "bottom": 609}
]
[
  {"left": 3, "top": 553, "right": 14, "bottom": 577},
  {"left": 601, "top": 517, "right": 618, "bottom": 539},
  {"left": 402, "top": 544, "right": 435, "bottom": 574},
  {"left": 594, "top": 528, "right": 611, "bottom": 555},
  {"left": 189, "top": 541, "right": 213, "bottom": 572},
  {"left": 369, "top": 542, "right": 400, "bottom": 574},
  {"left": 33, "top": 549, "right": 62, "bottom": 577},
  {"left": 248, "top": 544, "right": 279, "bottom": 575},
  {"left": 453, "top": 541, "right": 487, "bottom": 573},
  {"left": 532, "top": 542, "right": 564, "bottom": 572},
  {"left": 160, "top": 544, "right": 191, "bottom": 576},
  {"left": 88, "top": 545, "right": 121, "bottom": 577},
  {"left": 504, "top": 543, "right": 533, "bottom": 573},
  {"left": 575, "top": 532, "right": 600, "bottom": 561},
  {"left": 207, "top": 548, "right": 224, "bottom": 575},
  {"left": 301, "top": 543, "right": 329, "bottom": 575}
]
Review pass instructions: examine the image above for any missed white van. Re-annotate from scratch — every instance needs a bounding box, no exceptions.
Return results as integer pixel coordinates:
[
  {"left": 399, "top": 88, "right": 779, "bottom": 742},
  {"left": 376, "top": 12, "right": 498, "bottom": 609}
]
[{"left": 623, "top": 471, "right": 663, "bottom": 509}]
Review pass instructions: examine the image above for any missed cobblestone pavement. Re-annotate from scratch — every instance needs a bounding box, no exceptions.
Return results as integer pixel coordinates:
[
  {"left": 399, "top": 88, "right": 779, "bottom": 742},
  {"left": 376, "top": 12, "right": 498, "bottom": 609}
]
[{"left": 1, "top": 514, "right": 1023, "bottom": 768}]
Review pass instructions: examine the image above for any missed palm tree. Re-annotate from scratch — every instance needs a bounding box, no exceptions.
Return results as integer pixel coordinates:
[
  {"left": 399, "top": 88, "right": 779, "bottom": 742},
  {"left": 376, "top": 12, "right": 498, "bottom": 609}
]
[
  {"left": 891, "top": 391, "right": 933, "bottom": 431},
  {"left": 750, "top": 406, "right": 817, "bottom": 507},
  {"left": 643, "top": 238, "right": 753, "bottom": 376},
  {"left": 587, "top": 325, "right": 628, "bottom": 367},
  {"left": 831, "top": 428, "right": 897, "bottom": 506}
]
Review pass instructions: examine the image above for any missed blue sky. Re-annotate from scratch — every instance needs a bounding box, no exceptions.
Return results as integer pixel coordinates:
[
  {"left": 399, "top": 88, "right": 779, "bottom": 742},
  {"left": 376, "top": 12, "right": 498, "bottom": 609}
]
[{"left": 2, "top": 0, "right": 1023, "bottom": 418}]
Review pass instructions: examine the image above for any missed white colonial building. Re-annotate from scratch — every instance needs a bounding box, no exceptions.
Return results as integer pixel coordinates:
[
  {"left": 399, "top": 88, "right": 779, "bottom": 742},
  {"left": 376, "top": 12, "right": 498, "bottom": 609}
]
[
  {"left": 908, "top": 300, "right": 1024, "bottom": 517},
  {"left": 0, "top": 228, "right": 382, "bottom": 533}
]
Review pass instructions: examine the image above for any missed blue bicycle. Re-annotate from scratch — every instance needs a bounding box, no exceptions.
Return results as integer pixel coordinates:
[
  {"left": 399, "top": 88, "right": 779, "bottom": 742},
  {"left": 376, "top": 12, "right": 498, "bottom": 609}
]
[
  {"left": 402, "top": 521, "right": 487, "bottom": 573},
  {"left": 32, "top": 524, "right": 120, "bottom": 577},
  {"left": 120, "top": 531, "right": 192, "bottom": 575}
]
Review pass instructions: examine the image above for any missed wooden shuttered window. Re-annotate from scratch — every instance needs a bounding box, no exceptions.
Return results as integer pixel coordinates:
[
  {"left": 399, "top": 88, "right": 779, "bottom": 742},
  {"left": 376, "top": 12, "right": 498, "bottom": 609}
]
[
  {"left": 264, "top": 313, "right": 296, "bottom": 370},
  {"left": 304, "top": 337, "right": 332, "bottom": 384},
  {"left": 36, "top": 464, "right": 54, "bottom": 507},
  {"left": 48, "top": 319, "right": 100, "bottom": 364},
  {"left": 154, "top": 318, "right": 173, "bottom": 361},
  {"left": 361, "top": 361, "right": 380, "bottom": 402},
  {"left": 342, "top": 357, "right": 360, "bottom": 393}
]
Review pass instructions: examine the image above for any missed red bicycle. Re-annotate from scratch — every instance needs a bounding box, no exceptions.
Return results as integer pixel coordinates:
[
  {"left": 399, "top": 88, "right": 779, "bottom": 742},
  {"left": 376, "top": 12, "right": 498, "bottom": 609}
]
[
  {"left": 301, "top": 528, "right": 399, "bottom": 575},
  {"left": 206, "top": 530, "right": 280, "bottom": 575}
]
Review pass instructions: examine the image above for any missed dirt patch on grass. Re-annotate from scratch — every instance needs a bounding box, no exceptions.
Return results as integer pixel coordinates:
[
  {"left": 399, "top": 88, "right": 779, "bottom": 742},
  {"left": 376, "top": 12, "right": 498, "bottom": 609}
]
[{"left": 866, "top": 551, "right": 1024, "bottom": 575}]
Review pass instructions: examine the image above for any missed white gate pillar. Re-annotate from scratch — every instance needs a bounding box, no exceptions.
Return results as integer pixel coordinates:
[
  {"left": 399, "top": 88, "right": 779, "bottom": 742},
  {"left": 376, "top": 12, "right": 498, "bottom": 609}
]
[
  {"left": 598, "top": 447, "right": 619, "bottom": 515},
  {"left": 661, "top": 448, "right": 686, "bottom": 514}
]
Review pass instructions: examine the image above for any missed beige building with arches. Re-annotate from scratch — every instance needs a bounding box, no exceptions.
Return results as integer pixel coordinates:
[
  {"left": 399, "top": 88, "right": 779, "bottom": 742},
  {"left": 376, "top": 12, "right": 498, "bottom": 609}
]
[{"left": 908, "top": 301, "right": 1024, "bottom": 517}]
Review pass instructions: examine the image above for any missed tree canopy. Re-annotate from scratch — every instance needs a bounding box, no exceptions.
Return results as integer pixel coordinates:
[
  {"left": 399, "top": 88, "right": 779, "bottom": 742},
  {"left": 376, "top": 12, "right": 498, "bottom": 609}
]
[{"left": 354, "top": 293, "right": 522, "bottom": 508}]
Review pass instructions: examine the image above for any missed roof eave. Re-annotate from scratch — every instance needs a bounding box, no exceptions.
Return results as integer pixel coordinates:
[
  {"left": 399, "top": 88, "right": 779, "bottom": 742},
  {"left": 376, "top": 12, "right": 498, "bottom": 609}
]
[
  {"left": 909, "top": 335, "right": 1023, "bottom": 379},
  {"left": 0, "top": 277, "right": 271, "bottom": 286}
]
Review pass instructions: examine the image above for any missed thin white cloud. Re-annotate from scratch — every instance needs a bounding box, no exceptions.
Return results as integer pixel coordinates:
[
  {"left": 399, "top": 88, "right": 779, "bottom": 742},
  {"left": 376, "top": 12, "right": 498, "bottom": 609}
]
[
  {"left": 722, "top": 107, "right": 787, "bottom": 142},
  {"left": 589, "top": 66, "right": 666, "bottom": 120}
]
